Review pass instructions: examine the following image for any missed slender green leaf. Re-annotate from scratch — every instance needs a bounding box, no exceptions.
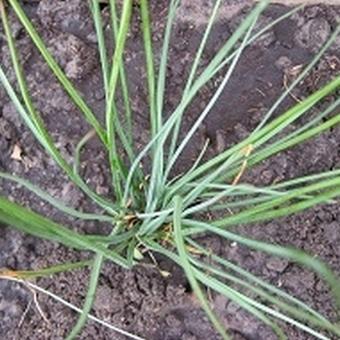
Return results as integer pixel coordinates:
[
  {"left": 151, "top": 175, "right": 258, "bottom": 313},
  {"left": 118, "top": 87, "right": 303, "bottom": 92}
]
[
  {"left": 173, "top": 196, "right": 230, "bottom": 340},
  {"left": 7, "top": 0, "right": 107, "bottom": 145}
]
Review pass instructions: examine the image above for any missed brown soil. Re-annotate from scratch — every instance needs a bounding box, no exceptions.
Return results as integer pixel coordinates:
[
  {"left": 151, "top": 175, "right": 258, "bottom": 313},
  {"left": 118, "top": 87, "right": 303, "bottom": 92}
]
[{"left": 0, "top": 1, "right": 339, "bottom": 339}]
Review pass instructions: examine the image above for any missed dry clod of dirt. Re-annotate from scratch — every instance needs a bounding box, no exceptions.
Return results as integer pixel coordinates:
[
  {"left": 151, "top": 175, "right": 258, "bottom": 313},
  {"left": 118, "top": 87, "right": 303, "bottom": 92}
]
[{"left": 0, "top": 0, "right": 339, "bottom": 339}]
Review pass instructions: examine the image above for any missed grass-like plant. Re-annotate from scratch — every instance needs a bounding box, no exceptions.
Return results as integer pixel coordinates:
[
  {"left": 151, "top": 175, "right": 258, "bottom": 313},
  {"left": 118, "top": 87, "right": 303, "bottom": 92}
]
[{"left": 0, "top": 0, "right": 339, "bottom": 339}]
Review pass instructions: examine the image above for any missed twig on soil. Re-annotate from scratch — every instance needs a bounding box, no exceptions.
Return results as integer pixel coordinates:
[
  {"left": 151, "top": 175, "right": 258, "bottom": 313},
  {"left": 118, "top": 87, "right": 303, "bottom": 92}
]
[
  {"left": 0, "top": 270, "right": 50, "bottom": 324},
  {"left": 232, "top": 144, "right": 253, "bottom": 185},
  {"left": 283, "top": 65, "right": 304, "bottom": 104},
  {"left": 0, "top": 275, "right": 145, "bottom": 340},
  {"left": 18, "top": 299, "right": 32, "bottom": 328},
  {"left": 25, "top": 281, "right": 51, "bottom": 325}
]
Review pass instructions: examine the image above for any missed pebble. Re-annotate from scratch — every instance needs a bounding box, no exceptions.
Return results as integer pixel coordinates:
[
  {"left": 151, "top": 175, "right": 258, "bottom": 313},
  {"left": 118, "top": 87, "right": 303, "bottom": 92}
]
[
  {"left": 323, "top": 222, "right": 339, "bottom": 243},
  {"left": 266, "top": 257, "right": 289, "bottom": 273},
  {"left": 275, "top": 56, "right": 293, "bottom": 71},
  {"left": 295, "top": 18, "right": 331, "bottom": 52}
]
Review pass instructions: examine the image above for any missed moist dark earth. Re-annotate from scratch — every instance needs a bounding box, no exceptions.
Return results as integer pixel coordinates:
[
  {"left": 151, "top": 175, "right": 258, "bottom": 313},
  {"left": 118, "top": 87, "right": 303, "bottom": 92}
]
[{"left": 0, "top": 0, "right": 340, "bottom": 339}]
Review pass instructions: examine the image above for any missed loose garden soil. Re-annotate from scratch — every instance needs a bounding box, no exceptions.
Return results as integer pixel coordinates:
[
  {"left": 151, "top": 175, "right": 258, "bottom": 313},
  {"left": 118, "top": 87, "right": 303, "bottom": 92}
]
[{"left": 0, "top": 0, "right": 339, "bottom": 339}]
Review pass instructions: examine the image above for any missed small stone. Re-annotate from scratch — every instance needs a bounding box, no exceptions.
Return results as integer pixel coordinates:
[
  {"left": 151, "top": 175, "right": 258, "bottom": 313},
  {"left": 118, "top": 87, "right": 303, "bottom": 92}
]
[
  {"left": 61, "top": 182, "right": 83, "bottom": 208},
  {"left": 252, "top": 16, "right": 276, "bottom": 48},
  {"left": 96, "top": 185, "right": 109, "bottom": 196},
  {"left": 330, "top": 35, "right": 340, "bottom": 53},
  {"left": 226, "top": 301, "right": 241, "bottom": 314},
  {"left": 165, "top": 313, "right": 182, "bottom": 328},
  {"left": 260, "top": 169, "right": 274, "bottom": 184},
  {"left": 10, "top": 144, "right": 23, "bottom": 161},
  {"left": 94, "top": 285, "right": 112, "bottom": 312},
  {"left": 214, "top": 295, "right": 228, "bottom": 314},
  {"left": 37, "top": 0, "right": 92, "bottom": 41},
  {"left": 183, "top": 333, "right": 197, "bottom": 340},
  {"left": 2, "top": 103, "right": 23, "bottom": 128},
  {"left": 215, "top": 129, "right": 226, "bottom": 153},
  {"left": 305, "top": 6, "right": 322, "bottom": 19},
  {"left": 323, "top": 222, "right": 339, "bottom": 243},
  {"left": 46, "top": 32, "right": 97, "bottom": 80},
  {"left": 266, "top": 257, "right": 289, "bottom": 273},
  {"left": 275, "top": 56, "right": 292, "bottom": 71},
  {"left": 295, "top": 18, "right": 331, "bottom": 52}
]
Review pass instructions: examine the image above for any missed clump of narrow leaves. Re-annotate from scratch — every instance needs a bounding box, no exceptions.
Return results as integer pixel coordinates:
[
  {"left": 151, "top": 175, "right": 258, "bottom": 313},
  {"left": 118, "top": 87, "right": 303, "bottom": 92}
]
[{"left": 0, "top": 0, "right": 339, "bottom": 339}]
